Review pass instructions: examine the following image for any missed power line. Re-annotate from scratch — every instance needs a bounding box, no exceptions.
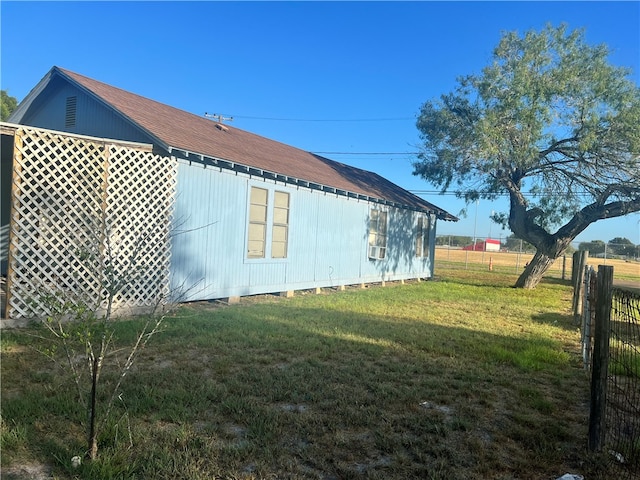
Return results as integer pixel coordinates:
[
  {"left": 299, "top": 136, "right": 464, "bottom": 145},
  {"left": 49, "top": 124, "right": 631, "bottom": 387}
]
[
  {"left": 218, "top": 114, "right": 414, "bottom": 122},
  {"left": 410, "top": 190, "right": 600, "bottom": 197},
  {"left": 312, "top": 151, "right": 419, "bottom": 155}
]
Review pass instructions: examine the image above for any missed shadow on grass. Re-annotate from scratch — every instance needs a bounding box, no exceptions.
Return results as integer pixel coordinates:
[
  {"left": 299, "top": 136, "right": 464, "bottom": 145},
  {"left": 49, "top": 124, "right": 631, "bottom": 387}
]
[
  {"left": 531, "top": 311, "right": 577, "bottom": 332},
  {"left": 436, "top": 263, "right": 574, "bottom": 290},
  {"left": 1, "top": 292, "right": 592, "bottom": 480},
  {"left": 540, "top": 277, "right": 573, "bottom": 287}
]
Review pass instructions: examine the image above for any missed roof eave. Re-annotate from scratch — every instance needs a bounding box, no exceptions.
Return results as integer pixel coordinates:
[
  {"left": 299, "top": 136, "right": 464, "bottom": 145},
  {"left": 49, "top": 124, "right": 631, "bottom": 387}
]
[
  {"left": 169, "top": 146, "right": 457, "bottom": 220},
  {"left": 53, "top": 67, "right": 173, "bottom": 154},
  {"left": 7, "top": 69, "right": 54, "bottom": 124}
]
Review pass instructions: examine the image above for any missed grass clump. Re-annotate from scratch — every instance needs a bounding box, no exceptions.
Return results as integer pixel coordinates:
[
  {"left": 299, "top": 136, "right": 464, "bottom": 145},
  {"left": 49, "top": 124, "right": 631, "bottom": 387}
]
[{"left": 1, "top": 268, "right": 612, "bottom": 479}]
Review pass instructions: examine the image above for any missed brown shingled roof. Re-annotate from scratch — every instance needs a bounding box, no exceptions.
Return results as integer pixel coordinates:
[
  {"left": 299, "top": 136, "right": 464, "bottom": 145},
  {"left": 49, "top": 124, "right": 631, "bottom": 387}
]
[{"left": 55, "top": 67, "right": 456, "bottom": 220}]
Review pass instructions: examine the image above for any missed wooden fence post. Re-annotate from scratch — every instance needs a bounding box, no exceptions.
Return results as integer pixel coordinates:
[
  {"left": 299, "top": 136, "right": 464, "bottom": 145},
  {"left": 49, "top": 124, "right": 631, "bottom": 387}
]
[
  {"left": 562, "top": 255, "right": 567, "bottom": 281},
  {"left": 588, "top": 265, "right": 613, "bottom": 452},
  {"left": 572, "top": 251, "right": 580, "bottom": 287},
  {"left": 572, "top": 251, "right": 589, "bottom": 324},
  {"left": 581, "top": 266, "right": 595, "bottom": 370}
]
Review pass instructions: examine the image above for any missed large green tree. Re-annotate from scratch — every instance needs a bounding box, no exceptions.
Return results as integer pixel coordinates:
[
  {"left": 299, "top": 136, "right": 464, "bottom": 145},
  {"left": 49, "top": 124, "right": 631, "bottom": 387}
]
[
  {"left": 608, "top": 237, "right": 636, "bottom": 257},
  {"left": 1, "top": 90, "right": 18, "bottom": 121},
  {"left": 414, "top": 24, "right": 640, "bottom": 288}
]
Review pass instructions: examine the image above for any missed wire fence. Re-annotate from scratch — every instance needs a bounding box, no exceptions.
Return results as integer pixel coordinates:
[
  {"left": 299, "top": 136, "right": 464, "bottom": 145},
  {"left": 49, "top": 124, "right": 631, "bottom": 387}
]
[
  {"left": 606, "top": 286, "right": 640, "bottom": 478},
  {"left": 434, "top": 237, "right": 640, "bottom": 285},
  {"left": 580, "top": 265, "right": 640, "bottom": 479},
  {"left": 436, "top": 235, "right": 640, "bottom": 262}
]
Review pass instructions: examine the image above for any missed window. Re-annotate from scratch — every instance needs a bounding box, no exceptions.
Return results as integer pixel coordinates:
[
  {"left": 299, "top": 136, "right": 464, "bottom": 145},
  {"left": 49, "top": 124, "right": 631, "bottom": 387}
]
[
  {"left": 415, "top": 214, "right": 430, "bottom": 258},
  {"left": 368, "top": 209, "right": 387, "bottom": 259},
  {"left": 271, "top": 191, "right": 289, "bottom": 258},
  {"left": 247, "top": 187, "right": 268, "bottom": 258},
  {"left": 247, "top": 186, "right": 290, "bottom": 259}
]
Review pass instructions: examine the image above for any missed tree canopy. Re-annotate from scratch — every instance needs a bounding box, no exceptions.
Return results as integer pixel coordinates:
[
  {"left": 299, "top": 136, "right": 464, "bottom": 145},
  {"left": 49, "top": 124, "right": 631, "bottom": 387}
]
[
  {"left": 414, "top": 24, "right": 640, "bottom": 288},
  {"left": 1, "top": 90, "right": 18, "bottom": 121},
  {"left": 607, "top": 237, "right": 637, "bottom": 257},
  {"left": 578, "top": 240, "right": 606, "bottom": 255}
]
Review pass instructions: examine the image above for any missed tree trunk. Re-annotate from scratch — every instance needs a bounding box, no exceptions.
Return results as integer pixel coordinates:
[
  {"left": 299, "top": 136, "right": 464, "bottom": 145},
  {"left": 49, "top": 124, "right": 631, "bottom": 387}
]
[
  {"left": 514, "top": 250, "right": 558, "bottom": 289},
  {"left": 87, "top": 356, "right": 99, "bottom": 460}
]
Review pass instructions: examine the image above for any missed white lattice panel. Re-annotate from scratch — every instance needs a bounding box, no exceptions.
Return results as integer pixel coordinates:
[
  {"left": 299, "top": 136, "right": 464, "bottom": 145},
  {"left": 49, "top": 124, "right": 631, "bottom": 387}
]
[
  {"left": 102, "top": 144, "right": 177, "bottom": 309},
  {"left": 6, "top": 127, "right": 176, "bottom": 318}
]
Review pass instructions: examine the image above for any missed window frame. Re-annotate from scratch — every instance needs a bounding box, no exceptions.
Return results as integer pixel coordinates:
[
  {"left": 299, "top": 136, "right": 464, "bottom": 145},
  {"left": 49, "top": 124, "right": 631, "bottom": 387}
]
[
  {"left": 246, "top": 185, "right": 290, "bottom": 262},
  {"left": 368, "top": 208, "right": 388, "bottom": 260},
  {"left": 270, "top": 190, "right": 290, "bottom": 259},
  {"left": 415, "top": 213, "right": 431, "bottom": 258},
  {"left": 247, "top": 186, "right": 269, "bottom": 259}
]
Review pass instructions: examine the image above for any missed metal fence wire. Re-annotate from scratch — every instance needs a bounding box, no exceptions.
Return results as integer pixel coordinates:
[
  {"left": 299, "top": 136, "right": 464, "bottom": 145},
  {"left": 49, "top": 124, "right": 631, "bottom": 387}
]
[
  {"left": 583, "top": 263, "right": 640, "bottom": 479},
  {"left": 606, "top": 287, "right": 640, "bottom": 477}
]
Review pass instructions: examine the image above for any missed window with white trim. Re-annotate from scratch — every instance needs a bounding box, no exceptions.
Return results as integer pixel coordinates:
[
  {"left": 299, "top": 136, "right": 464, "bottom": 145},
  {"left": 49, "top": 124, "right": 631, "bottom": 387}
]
[
  {"left": 247, "top": 186, "right": 290, "bottom": 259},
  {"left": 247, "top": 187, "right": 268, "bottom": 258},
  {"left": 415, "top": 214, "right": 431, "bottom": 258},
  {"left": 271, "top": 191, "right": 290, "bottom": 258},
  {"left": 368, "top": 209, "right": 387, "bottom": 260}
]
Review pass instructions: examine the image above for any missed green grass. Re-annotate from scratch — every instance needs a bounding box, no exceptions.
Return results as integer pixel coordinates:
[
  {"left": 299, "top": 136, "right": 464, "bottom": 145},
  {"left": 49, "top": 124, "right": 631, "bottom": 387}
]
[{"left": 1, "top": 269, "right": 615, "bottom": 479}]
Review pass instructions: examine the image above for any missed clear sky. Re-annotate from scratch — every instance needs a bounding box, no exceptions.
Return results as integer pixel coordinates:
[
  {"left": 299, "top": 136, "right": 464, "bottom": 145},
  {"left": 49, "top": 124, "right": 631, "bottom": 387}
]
[{"left": 2, "top": 1, "right": 639, "bottom": 246}]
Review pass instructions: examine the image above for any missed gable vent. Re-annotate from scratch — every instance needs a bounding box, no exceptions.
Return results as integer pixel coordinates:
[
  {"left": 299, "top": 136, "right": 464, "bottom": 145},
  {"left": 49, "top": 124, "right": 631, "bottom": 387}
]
[{"left": 65, "top": 96, "right": 77, "bottom": 128}]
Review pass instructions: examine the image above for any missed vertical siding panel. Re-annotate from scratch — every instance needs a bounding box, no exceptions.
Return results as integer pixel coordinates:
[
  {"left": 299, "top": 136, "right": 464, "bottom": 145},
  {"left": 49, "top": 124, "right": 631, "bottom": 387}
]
[
  {"left": 286, "top": 187, "right": 319, "bottom": 285},
  {"left": 390, "top": 208, "right": 415, "bottom": 276},
  {"left": 336, "top": 199, "right": 368, "bottom": 283},
  {"left": 208, "top": 170, "right": 247, "bottom": 295},
  {"left": 307, "top": 194, "right": 369, "bottom": 286},
  {"left": 313, "top": 193, "right": 342, "bottom": 284},
  {"left": 248, "top": 262, "right": 287, "bottom": 288},
  {"left": 172, "top": 162, "right": 209, "bottom": 297},
  {"left": 172, "top": 163, "right": 249, "bottom": 299}
]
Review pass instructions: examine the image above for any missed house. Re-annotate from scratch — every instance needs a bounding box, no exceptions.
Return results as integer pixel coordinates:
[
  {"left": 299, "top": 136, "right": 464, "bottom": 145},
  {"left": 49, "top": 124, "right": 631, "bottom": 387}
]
[
  {"left": 2, "top": 66, "right": 456, "bottom": 319},
  {"left": 462, "top": 239, "right": 501, "bottom": 252}
]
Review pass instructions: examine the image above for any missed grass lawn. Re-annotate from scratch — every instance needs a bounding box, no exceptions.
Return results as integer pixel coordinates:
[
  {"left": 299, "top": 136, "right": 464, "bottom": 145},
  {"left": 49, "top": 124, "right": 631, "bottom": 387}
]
[{"left": 1, "top": 269, "right": 614, "bottom": 479}]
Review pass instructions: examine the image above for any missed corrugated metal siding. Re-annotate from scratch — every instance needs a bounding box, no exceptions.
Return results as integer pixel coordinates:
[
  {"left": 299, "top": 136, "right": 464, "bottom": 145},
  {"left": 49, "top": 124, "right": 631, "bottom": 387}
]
[
  {"left": 171, "top": 160, "right": 434, "bottom": 301},
  {"left": 312, "top": 194, "right": 368, "bottom": 284},
  {"left": 171, "top": 162, "right": 246, "bottom": 299},
  {"left": 284, "top": 188, "right": 320, "bottom": 285}
]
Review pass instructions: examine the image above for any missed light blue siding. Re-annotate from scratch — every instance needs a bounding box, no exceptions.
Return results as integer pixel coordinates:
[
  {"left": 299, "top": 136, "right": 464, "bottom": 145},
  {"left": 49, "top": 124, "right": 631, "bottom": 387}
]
[{"left": 171, "top": 160, "right": 436, "bottom": 301}]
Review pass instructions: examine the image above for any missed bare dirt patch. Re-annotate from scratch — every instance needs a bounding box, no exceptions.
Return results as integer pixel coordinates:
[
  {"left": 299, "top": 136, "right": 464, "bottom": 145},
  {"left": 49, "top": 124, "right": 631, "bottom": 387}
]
[{"left": 1, "top": 462, "right": 53, "bottom": 480}]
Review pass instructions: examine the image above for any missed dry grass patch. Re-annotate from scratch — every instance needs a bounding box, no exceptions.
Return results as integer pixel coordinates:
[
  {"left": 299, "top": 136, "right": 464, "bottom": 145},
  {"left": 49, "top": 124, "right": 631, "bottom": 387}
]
[{"left": 436, "top": 247, "right": 640, "bottom": 282}]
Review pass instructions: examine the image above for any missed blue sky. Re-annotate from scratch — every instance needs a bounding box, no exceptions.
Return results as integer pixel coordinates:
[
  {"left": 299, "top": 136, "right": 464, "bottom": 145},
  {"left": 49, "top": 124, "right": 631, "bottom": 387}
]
[{"left": 2, "top": 1, "right": 639, "bottom": 245}]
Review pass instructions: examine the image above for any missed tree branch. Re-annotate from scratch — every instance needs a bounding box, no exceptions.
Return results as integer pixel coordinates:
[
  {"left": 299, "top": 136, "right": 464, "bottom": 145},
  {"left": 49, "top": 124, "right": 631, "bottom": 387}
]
[
  {"left": 537, "top": 136, "right": 579, "bottom": 159},
  {"left": 556, "top": 196, "right": 640, "bottom": 240}
]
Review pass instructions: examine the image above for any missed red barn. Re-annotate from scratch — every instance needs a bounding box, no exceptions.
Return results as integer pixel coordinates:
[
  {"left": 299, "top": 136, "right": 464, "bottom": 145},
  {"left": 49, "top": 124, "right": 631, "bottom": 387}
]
[{"left": 463, "top": 239, "right": 501, "bottom": 252}]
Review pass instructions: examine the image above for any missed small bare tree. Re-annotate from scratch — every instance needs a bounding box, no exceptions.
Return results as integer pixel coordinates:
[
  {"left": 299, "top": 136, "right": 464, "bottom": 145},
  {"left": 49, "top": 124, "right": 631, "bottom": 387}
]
[{"left": 36, "top": 217, "right": 189, "bottom": 461}]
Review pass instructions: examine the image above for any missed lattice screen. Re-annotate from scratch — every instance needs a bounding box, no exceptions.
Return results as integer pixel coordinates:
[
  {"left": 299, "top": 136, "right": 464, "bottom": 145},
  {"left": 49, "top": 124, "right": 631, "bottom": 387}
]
[{"left": 6, "top": 127, "right": 177, "bottom": 318}]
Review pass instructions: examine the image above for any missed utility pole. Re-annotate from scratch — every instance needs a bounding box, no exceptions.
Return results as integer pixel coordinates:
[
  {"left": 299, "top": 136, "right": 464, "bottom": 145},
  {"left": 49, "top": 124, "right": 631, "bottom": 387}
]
[{"left": 473, "top": 200, "right": 478, "bottom": 250}]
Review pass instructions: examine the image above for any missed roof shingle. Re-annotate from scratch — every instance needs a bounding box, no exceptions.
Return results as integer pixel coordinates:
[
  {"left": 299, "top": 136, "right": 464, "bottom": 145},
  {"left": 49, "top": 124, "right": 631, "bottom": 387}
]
[{"left": 56, "top": 67, "right": 456, "bottom": 220}]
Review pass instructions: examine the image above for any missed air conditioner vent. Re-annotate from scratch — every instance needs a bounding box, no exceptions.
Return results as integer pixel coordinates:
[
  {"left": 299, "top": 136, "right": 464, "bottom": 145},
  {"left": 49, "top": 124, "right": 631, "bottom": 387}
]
[{"left": 65, "top": 96, "right": 77, "bottom": 128}]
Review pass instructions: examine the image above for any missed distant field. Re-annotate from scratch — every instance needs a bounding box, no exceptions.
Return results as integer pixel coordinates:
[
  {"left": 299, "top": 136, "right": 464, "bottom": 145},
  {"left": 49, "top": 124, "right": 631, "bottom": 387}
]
[{"left": 435, "top": 246, "right": 640, "bottom": 281}]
